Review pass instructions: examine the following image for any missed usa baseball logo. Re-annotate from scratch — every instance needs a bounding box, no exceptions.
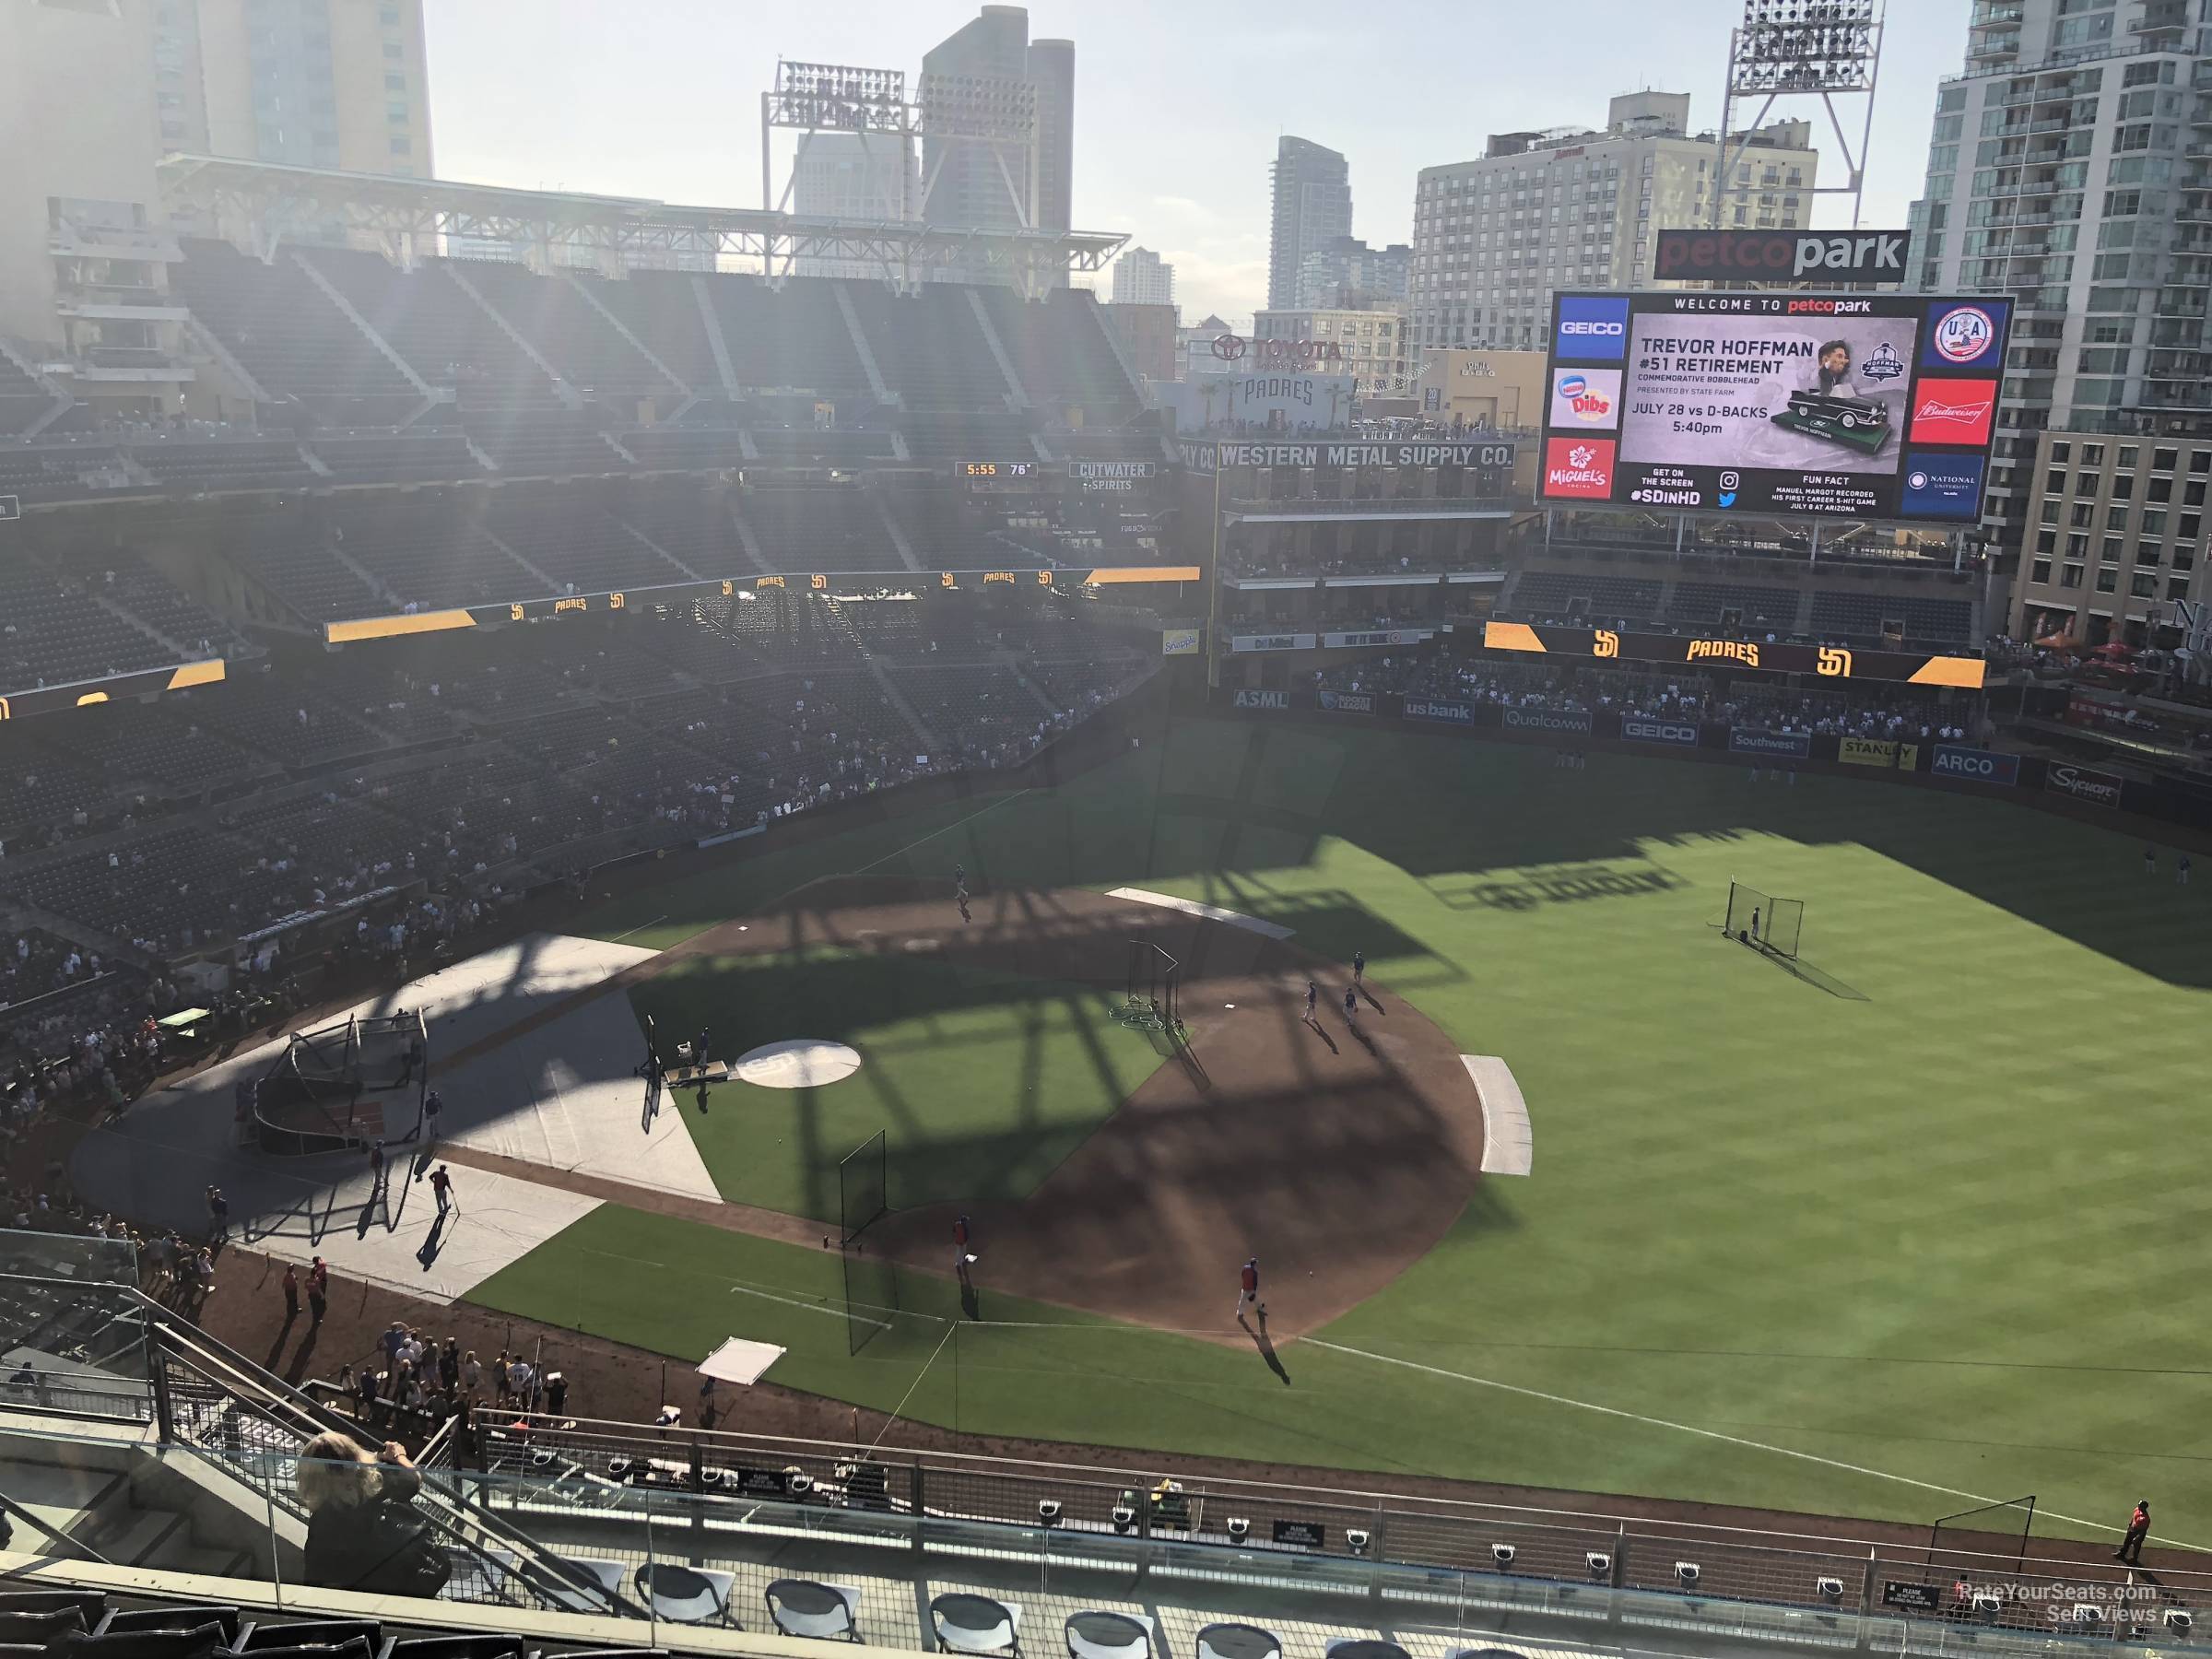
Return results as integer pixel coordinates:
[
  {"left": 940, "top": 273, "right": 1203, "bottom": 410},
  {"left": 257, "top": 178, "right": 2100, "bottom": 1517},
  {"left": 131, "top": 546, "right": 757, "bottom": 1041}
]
[{"left": 1933, "top": 306, "right": 1995, "bottom": 364}]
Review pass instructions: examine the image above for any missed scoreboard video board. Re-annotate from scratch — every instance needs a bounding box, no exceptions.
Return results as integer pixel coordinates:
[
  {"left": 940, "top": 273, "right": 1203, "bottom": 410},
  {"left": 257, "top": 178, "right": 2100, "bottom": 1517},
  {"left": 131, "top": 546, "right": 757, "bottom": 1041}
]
[{"left": 1537, "top": 289, "right": 2010, "bottom": 524}]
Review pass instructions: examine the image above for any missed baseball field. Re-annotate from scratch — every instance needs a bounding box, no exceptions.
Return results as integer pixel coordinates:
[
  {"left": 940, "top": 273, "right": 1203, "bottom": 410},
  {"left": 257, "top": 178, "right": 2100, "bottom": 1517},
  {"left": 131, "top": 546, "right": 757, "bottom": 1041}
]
[{"left": 465, "top": 713, "right": 2210, "bottom": 1546}]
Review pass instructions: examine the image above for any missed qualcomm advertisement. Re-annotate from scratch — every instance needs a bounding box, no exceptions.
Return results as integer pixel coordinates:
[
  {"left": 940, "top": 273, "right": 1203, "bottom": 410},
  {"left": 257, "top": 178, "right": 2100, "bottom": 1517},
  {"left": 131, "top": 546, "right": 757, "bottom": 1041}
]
[
  {"left": 1540, "top": 291, "right": 2007, "bottom": 523},
  {"left": 1502, "top": 706, "right": 1594, "bottom": 735}
]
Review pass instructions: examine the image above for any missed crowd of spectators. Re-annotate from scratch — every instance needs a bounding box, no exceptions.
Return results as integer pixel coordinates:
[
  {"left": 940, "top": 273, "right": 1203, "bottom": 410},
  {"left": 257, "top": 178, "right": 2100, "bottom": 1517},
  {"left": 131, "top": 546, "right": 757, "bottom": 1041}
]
[
  {"left": 0, "top": 610, "right": 1159, "bottom": 1110},
  {"left": 1313, "top": 647, "right": 1981, "bottom": 741},
  {"left": 331, "top": 1322, "right": 571, "bottom": 1446}
]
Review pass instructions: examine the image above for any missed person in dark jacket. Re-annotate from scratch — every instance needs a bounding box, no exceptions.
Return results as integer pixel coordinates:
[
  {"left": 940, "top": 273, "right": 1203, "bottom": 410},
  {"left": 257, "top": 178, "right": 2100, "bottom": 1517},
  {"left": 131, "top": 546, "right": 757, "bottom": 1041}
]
[{"left": 297, "top": 1430, "right": 451, "bottom": 1596}]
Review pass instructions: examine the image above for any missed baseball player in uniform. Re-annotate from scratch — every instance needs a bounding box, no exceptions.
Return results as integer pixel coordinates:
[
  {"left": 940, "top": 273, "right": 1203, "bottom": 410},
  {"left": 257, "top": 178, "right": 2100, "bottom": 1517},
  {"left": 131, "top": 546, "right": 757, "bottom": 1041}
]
[
  {"left": 1352, "top": 948, "right": 1366, "bottom": 986},
  {"left": 1343, "top": 985, "right": 1358, "bottom": 1026},
  {"left": 953, "top": 1213, "right": 976, "bottom": 1279},
  {"left": 1235, "top": 1256, "right": 1261, "bottom": 1322},
  {"left": 1304, "top": 980, "right": 1319, "bottom": 1022}
]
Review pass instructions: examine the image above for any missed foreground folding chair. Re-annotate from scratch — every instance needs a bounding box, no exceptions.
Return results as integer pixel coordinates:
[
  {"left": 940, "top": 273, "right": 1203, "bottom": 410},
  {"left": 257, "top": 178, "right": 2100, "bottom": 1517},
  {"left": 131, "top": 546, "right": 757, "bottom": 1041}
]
[
  {"left": 1194, "top": 1623, "right": 1282, "bottom": 1659},
  {"left": 933, "top": 1592, "right": 1024, "bottom": 1656},
  {"left": 528, "top": 1556, "right": 627, "bottom": 1615},
  {"left": 1065, "top": 1610, "right": 1154, "bottom": 1659},
  {"left": 765, "top": 1579, "right": 864, "bottom": 1642},
  {"left": 634, "top": 1562, "right": 735, "bottom": 1626},
  {"left": 1325, "top": 1641, "right": 1410, "bottom": 1659}
]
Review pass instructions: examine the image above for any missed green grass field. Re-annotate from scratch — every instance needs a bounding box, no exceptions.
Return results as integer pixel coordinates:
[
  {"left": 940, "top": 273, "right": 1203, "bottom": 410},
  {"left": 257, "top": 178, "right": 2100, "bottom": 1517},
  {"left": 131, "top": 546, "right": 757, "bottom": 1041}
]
[
  {"left": 632, "top": 951, "right": 1162, "bottom": 1218},
  {"left": 469, "top": 716, "right": 2212, "bottom": 1546}
]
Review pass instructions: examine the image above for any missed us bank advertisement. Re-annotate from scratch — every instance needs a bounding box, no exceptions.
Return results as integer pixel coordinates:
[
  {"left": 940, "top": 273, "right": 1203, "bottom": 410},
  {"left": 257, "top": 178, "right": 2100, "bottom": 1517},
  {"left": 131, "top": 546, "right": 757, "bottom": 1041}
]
[{"left": 1537, "top": 290, "right": 2009, "bottom": 523}]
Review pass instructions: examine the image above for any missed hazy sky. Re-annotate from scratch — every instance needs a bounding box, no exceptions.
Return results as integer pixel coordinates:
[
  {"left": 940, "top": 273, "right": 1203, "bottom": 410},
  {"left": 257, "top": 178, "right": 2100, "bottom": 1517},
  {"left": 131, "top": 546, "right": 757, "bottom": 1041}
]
[{"left": 423, "top": 0, "right": 1969, "bottom": 324}]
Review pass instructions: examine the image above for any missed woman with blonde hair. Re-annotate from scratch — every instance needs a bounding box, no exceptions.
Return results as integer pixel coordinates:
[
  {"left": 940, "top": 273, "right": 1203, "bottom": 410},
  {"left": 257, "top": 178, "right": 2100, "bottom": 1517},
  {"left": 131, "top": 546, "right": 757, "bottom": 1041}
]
[{"left": 296, "top": 1430, "right": 451, "bottom": 1595}]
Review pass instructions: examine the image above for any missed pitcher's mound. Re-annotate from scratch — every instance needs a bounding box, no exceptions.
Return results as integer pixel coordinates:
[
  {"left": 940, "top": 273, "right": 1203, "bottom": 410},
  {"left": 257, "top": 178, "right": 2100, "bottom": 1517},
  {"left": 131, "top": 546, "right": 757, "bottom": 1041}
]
[{"left": 733, "top": 1040, "right": 863, "bottom": 1089}]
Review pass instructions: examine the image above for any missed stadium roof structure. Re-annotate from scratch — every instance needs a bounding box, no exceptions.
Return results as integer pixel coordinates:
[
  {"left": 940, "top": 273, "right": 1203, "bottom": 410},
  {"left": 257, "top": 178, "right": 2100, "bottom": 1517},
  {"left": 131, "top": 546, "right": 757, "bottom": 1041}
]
[{"left": 156, "top": 155, "right": 1128, "bottom": 298}]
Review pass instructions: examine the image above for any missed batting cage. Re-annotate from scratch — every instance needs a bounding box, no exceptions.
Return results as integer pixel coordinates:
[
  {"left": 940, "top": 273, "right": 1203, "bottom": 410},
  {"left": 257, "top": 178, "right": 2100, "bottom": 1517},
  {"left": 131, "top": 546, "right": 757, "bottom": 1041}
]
[
  {"left": 1120, "top": 938, "right": 1182, "bottom": 1034},
  {"left": 839, "top": 1129, "right": 888, "bottom": 1244},
  {"left": 247, "top": 1008, "right": 426, "bottom": 1154},
  {"left": 1724, "top": 881, "right": 1804, "bottom": 960}
]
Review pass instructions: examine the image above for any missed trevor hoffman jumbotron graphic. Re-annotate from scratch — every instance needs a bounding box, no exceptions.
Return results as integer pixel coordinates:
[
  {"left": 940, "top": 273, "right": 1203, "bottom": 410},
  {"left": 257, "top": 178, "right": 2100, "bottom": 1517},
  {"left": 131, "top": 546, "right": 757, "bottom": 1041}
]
[{"left": 1538, "top": 290, "right": 2010, "bottom": 523}]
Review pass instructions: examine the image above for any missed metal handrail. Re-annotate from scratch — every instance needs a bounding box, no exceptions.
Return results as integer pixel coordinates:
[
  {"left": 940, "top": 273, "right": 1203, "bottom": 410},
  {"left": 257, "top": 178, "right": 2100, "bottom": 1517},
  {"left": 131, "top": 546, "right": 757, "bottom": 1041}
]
[{"left": 0, "top": 1488, "right": 112, "bottom": 1566}]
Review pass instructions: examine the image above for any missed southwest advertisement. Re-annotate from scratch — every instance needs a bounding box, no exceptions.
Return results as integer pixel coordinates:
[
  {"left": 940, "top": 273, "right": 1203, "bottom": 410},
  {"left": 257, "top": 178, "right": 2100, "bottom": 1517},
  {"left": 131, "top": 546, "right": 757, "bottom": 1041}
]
[{"left": 1539, "top": 291, "right": 2008, "bottom": 523}]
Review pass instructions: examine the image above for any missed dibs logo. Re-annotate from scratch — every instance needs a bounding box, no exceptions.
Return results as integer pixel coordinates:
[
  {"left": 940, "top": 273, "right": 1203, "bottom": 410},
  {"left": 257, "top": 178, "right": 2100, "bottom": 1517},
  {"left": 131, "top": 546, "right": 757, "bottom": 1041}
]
[{"left": 1549, "top": 366, "right": 1620, "bottom": 428}]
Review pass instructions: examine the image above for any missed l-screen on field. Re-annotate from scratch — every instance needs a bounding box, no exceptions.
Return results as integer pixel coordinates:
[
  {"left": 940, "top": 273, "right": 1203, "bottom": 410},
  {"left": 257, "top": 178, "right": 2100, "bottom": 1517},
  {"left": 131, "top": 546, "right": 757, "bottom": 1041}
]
[{"left": 468, "top": 716, "right": 2212, "bottom": 1541}]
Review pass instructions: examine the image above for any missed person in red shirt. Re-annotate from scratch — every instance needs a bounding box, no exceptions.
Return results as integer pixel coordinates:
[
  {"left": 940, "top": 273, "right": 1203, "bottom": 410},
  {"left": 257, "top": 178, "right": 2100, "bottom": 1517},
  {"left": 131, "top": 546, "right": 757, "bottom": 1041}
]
[
  {"left": 2116, "top": 1499, "right": 2151, "bottom": 1564},
  {"left": 1235, "top": 1257, "right": 1261, "bottom": 1324},
  {"left": 953, "top": 1215, "right": 975, "bottom": 1282}
]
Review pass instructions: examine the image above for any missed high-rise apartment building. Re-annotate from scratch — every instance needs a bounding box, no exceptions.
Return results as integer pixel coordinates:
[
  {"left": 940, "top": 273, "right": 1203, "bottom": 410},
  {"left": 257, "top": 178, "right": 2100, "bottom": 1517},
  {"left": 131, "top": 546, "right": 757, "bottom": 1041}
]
[
  {"left": 1410, "top": 92, "right": 1817, "bottom": 355},
  {"left": 1911, "top": 0, "right": 2212, "bottom": 646},
  {"left": 158, "top": 0, "right": 434, "bottom": 178},
  {"left": 791, "top": 133, "right": 921, "bottom": 277},
  {"left": 0, "top": 0, "right": 432, "bottom": 417},
  {"left": 1112, "top": 246, "right": 1175, "bottom": 308},
  {"left": 920, "top": 6, "right": 1073, "bottom": 240},
  {"left": 1267, "top": 137, "right": 1352, "bottom": 312},
  {"left": 1296, "top": 236, "right": 1410, "bottom": 309}
]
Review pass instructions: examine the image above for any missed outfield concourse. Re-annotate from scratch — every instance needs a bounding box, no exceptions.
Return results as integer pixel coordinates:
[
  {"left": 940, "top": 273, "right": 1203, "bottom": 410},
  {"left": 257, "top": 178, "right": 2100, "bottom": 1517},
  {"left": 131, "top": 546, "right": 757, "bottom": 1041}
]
[{"left": 439, "top": 716, "right": 2208, "bottom": 1548}]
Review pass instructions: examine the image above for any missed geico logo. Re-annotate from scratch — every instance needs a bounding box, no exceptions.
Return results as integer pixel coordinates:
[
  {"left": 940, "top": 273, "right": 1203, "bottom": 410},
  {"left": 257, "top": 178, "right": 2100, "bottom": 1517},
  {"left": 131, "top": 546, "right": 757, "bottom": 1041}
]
[{"left": 1560, "top": 321, "right": 1624, "bottom": 335}]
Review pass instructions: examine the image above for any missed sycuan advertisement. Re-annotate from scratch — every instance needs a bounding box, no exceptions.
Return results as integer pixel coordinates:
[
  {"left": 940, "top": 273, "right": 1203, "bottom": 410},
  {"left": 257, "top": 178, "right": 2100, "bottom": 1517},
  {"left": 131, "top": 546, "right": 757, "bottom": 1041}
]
[{"left": 1538, "top": 290, "right": 2009, "bottom": 523}]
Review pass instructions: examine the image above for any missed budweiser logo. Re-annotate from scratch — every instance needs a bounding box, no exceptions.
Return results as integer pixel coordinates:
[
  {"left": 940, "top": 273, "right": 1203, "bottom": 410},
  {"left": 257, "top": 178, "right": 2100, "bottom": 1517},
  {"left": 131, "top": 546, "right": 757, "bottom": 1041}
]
[{"left": 1916, "top": 396, "right": 1990, "bottom": 421}]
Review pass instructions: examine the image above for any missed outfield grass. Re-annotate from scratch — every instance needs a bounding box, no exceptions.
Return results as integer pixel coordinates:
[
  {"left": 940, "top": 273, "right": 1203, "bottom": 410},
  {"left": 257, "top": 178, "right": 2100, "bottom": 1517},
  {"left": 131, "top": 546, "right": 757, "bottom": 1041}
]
[
  {"left": 631, "top": 951, "right": 1161, "bottom": 1218},
  {"left": 472, "top": 717, "right": 2212, "bottom": 1543}
]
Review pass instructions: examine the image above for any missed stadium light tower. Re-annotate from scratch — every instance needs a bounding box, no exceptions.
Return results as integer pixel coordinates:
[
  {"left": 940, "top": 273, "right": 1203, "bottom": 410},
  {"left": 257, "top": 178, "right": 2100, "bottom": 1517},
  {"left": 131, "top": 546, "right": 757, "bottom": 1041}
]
[
  {"left": 1712, "top": 0, "right": 1884, "bottom": 229},
  {"left": 761, "top": 60, "right": 917, "bottom": 218},
  {"left": 916, "top": 71, "right": 1041, "bottom": 231}
]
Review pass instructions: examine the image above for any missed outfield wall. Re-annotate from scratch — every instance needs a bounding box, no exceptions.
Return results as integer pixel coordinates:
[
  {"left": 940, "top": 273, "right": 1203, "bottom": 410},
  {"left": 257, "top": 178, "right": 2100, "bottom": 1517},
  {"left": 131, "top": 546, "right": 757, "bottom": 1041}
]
[{"left": 1217, "top": 684, "right": 2212, "bottom": 841}]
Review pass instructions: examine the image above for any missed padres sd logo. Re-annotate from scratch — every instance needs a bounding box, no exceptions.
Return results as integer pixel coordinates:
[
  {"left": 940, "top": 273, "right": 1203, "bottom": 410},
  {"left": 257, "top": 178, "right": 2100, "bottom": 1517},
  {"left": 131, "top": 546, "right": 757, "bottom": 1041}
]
[
  {"left": 510, "top": 603, "right": 526, "bottom": 621},
  {"left": 1594, "top": 629, "right": 1619, "bottom": 658},
  {"left": 1817, "top": 645, "right": 1853, "bottom": 677}
]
